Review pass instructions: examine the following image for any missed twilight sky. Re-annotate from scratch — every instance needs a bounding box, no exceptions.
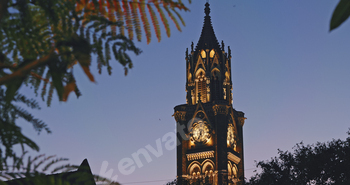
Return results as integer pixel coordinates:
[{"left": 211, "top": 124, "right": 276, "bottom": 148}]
[{"left": 19, "top": 1, "right": 350, "bottom": 184}]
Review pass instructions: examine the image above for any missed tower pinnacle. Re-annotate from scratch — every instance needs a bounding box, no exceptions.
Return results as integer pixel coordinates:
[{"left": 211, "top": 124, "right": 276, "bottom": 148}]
[
  {"left": 205, "top": 2, "right": 210, "bottom": 16},
  {"left": 195, "top": 3, "right": 221, "bottom": 53}
]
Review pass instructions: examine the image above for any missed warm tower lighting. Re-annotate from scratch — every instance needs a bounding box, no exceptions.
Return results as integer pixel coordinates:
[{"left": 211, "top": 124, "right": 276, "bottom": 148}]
[{"left": 174, "top": 3, "right": 246, "bottom": 185}]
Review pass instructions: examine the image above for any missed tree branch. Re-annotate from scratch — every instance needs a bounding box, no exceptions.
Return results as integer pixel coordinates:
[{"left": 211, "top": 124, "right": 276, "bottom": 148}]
[
  {"left": 30, "top": 71, "right": 51, "bottom": 84},
  {"left": 0, "top": 49, "right": 54, "bottom": 85},
  {"left": 0, "top": 63, "right": 17, "bottom": 70}
]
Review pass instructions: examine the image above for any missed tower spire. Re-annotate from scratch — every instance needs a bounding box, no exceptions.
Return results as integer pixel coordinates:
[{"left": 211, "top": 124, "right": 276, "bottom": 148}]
[
  {"left": 205, "top": 2, "right": 210, "bottom": 16},
  {"left": 195, "top": 3, "right": 221, "bottom": 53}
]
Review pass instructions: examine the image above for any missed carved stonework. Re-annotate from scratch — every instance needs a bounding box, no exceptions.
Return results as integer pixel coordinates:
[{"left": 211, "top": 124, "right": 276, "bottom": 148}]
[
  {"left": 187, "top": 151, "right": 215, "bottom": 161},
  {"left": 238, "top": 117, "right": 246, "bottom": 126},
  {"left": 223, "top": 88, "right": 226, "bottom": 100},
  {"left": 188, "top": 82, "right": 195, "bottom": 87},
  {"left": 174, "top": 111, "right": 186, "bottom": 122},
  {"left": 212, "top": 105, "right": 229, "bottom": 115},
  {"left": 227, "top": 152, "right": 241, "bottom": 164}
]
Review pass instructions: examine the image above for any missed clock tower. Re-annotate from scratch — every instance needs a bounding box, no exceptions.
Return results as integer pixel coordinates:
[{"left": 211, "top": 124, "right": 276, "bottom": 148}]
[{"left": 173, "top": 3, "right": 245, "bottom": 185}]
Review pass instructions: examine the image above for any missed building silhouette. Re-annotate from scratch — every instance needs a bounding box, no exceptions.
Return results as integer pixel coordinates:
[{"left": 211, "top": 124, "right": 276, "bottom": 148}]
[
  {"left": 173, "top": 3, "right": 246, "bottom": 185},
  {"left": 6, "top": 159, "right": 96, "bottom": 185}
]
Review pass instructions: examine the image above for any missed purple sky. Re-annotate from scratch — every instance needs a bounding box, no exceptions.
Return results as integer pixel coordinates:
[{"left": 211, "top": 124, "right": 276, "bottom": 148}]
[{"left": 19, "top": 1, "right": 350, "bottom": 184}]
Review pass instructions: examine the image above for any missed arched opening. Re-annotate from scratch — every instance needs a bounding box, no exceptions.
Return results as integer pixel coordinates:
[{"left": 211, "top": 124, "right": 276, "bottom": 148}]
[
  {"left": 227, "top": 162, "right": 239, "bottom": 185},
  {"left": 211, "top": 69, "right": 221, "bottom": 100},
  {"left": 202, "top": 160, "right": 215, "bottom": 184},
  {"left": 232, "top": 164, "right": 238, "bottom": 184},
  {"left": 188, "top": 162, "right": 201, "bottom": 179},
  {"left": 210, "top": 49, "right": 215, "bottom": 58},
  {"left": 227, "top": 123, "right": 237, "bottom": 150},
  {"left": 228, "top": 162, "right": 233, "bottom": 179},
  {"left": 195, "top": 69, "right": 207, "bottom": 103},
  {"left": 201, "top": 50, "right": 206, "bottom": 58}
]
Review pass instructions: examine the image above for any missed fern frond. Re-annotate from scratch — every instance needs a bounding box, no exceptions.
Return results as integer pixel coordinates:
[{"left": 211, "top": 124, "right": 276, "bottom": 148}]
[
  {"left": 147, "top": 4, "right": 161, "bottom": 42},
  {"left": 130, "top": 0, "right": 142, "bottom": 41},
  {"left": 13, "top": 93, "right": 40, "bottom": 109},
  {"left": 41, "top": 72, "right": 51, "bottom": 102},
  {"left": 97, "top": 37, "right": 105, "bottom": 65},
  {"left": 42, "top": 157, "right": 68, "bottom": 172},
  {"left": 113, "top": 0, "right": 125, "bottom": 36},
  {"left": 12, "top": 105, "right": 50, "bottom": 133},
  {"left": 122, "top": 0, "right": 133, "bottom": 40},
  {"left": 33, "top": 67, "right": 45, "bottom": 96},
  {"left": 75, "top": 0, "right": 85, "bottom": 13},
  {"left": 154, "top": 2, "right": 170, "bottom": 37},
  {"left": 164, "top": 5, "right": 181, "bottom": 32},
  {"left": 47, "top": 83, "right": 54, "bottom": 107},
  {"left": 26, "top": 156, "right": 32, "bottom": 173},
  {"left": 172, "top": 7, "right": 185, "bottom": 26},
  {"left": 51, "top": 164, "right": 78, "bottom": 174},
  {"left": 98, "top": 0, "right": 105, "bottom": 15},
  {"left": 31, "top": 154, "right": 46, "bottom": 171},
  {"left": 105, "top": 41, "right": 112, "bottom": 75},
  {"left": 106, "top": 0, "right": 117, "bottom": 35},
  {"left": 85, "top": 28, "right": 91, "bottom": 44},
  {"left": 138, "top": 0, "right": 151, "bottom": 44}
]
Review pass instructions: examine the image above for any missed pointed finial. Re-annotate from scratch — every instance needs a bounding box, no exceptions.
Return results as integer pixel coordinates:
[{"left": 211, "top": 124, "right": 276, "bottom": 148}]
[
  {"left": 221, "top": 40, "right": 225, "bottom": 51},
  {"left": 205, "top": 2, "right": 210, "bottom": 16},
  {"left": 186, "top": 48, "right": 189, "bottom": 59},
  {"left": 191, "top": 42, "right": 194, "bottom": 52},
  {"left": 228, "top": 46, "right": 232, "bottom": 59}
]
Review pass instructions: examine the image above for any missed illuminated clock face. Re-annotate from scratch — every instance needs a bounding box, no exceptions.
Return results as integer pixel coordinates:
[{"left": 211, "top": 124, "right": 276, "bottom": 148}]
[
  {"left": 191, "top": 121, "right": 210, "bottom": 143},
  {"left": 227, "top": 124, "right": 236, "bottom": 148}
]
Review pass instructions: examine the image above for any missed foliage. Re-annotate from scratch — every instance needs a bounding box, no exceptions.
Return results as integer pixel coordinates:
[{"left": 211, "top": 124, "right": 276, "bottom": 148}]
[
  {"left": 166, "top": 177, "right": 214, "bottom": 185},
  {"left": 75, "top": 0, "right": 189, "bottom": 44},
  {"left": 166, "top": 178, "right": 189, "bottom": 185},
  {"left": 0, "top": 0, "right": 189, "bottom": 174},
  {"left": 330, "top": 0, "right": 350, "bottom": 31},
  {"left": 0, "top": 153, "right": 73, "bottom": 180},
  {"left": 246, "top": 130, "right": 350, "bottom": 185},
  {"left": 0, "top": 0, "right": 189, "bottom": 184},
  {"left": 0, "top": 0, "right": 189, "bottom": 107},
  {"left": 0, "top": 152, "right": 121, "bottom": 185},
  {"left": 0, "top": 153, "right": 103, "bottom": 185},
  {"left": 0, "top": 86, "right": 50, "bottom": 171}
]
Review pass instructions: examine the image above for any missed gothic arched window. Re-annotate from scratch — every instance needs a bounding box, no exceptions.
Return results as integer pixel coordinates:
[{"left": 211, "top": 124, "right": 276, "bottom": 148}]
[
  {"left": 202, "top": 160, "right": 215, "bottom": 184},
  {"left": 195, "top": 69, "right": 207, "bottom": 103},
  {"left": 188, "top": 162, "right": 201, "bottom": 181},
  {"left": 211, "top": 69, "right": 220, "bottom": 100}
]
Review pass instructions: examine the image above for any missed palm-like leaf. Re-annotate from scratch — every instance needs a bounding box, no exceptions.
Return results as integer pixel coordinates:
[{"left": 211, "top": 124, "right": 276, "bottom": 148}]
[
  {"left": 113, "top": 0, "right": 125, "bottom": 35},
  {"left": 77, "top": 0, "right": 190, "bottom": 43},
  {"left": 138, "top": 0, "right": 151, "bottom": 43},
  {"left": 154, "top": 1, "right": 170, "bottom": 37},
  {"left": 122, "top": 0, "right": 134, "bottom": 40},
  {"left": 148, "top": 4, "right": 161, "bottom": 42},
  {"left": 130, "top": 0, "right": 142, "bottom": 41},
  {"left": 0, "top": 154, "right": 72, "bottom": 180}
]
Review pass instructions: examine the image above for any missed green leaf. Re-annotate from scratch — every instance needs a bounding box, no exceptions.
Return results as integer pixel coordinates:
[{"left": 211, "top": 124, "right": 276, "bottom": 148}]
[
  {"left": 148, "top": 5, "right": 161, "bottom": 42},
  {"left": 47, "top": 56, "right": 64, "bottom": 101},
  {"left": 71, "top": 35, "right": 95, "bottom": 82},
  {"left": 5, "top": 77, "right": 25, "bottom": 104},
  {"left": 330, "top": 0, "right": 350, "bottom": 31}
]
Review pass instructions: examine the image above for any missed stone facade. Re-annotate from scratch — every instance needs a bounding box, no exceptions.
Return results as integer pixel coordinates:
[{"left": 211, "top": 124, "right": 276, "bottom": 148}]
[{"left": 174, "top": 3, "right": 246, "bottom": 185}]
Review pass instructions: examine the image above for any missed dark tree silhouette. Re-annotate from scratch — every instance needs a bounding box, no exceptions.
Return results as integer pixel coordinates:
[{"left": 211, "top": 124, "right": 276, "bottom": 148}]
[{"left": 246, "top": 130, "right": 350, "bottom": 185}]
